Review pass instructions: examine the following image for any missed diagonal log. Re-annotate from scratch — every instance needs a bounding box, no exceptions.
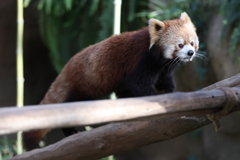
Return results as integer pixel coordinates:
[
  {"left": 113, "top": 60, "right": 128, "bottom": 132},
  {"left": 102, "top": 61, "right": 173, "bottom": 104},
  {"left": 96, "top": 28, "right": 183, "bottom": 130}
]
[
  {"left": 9, "top": 73, "right": 240, "bottom": 160},
  {"left": 11, "top": 116, "right": 212, "bottom": 160},
  {"left": 202, "top": 73, "right": 240, "bottom": 91}
]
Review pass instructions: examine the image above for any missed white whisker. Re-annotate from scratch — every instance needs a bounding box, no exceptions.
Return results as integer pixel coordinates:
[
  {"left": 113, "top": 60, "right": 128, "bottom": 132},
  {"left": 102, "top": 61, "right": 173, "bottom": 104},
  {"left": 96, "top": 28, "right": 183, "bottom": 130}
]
[
  {"left": 159, "top": 60, "right": 174, "bottom": 73},
  {"left": 195, "top": 56, "right": 207, "bottom": 61},
  {"left": 195, "top": 52, "right": 208, "bottom": 61},
  {"left": 168, "top": 58, "right": 180, "bottom": 73}
]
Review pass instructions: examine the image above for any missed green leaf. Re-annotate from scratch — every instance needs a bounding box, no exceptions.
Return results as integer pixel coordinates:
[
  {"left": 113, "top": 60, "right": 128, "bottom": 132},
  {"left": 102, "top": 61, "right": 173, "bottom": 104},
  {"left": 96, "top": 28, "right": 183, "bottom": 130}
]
[
  {"left": 23, "top": 0, "right": 31, "bottom": 8},
  {"left": 150, "top": 0, "right": 166, "bottom": 8},
  {"left": 89, "top": 0, "right": 100, "bottom": 16},
  {"left": 80, "top": 0, "right": 88, "bottom": 8},
  {"left": 37, "top": 0, "right": 45, "bottom": 10},
  {"left": 64, "top": 0, "right": 73, "bottom": 11},
  {"left": 128, "top": 0, "right": 136, "bottom": 22},
  {"left": 46, "top": 0, "right": 52, "bottom": 14}
]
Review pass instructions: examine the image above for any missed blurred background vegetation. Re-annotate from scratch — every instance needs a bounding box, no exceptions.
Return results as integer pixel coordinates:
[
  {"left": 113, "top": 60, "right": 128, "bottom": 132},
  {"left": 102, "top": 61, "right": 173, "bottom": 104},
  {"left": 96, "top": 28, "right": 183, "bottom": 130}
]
[
  {"left": 37, "top": 0, "right": 214, "bottom": 73},
  {"left": 36, "top": 0, "right": 240, "bottom": 73},
  {"left": 36, "top": 0, "right": 148, "bottom": 72},
  {"left": 1, "top": 0, "right": 240, "bottom": 159}
]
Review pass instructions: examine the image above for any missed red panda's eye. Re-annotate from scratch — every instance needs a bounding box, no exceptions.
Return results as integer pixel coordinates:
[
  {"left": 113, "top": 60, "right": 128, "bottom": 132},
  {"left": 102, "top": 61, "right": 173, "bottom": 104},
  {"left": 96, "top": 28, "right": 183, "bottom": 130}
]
[
  {"left": 191, "top": 42, "right": 194, "bottom": 46},
  {"left": 178, "top": 44, "right": 184, "bottom": 48}
]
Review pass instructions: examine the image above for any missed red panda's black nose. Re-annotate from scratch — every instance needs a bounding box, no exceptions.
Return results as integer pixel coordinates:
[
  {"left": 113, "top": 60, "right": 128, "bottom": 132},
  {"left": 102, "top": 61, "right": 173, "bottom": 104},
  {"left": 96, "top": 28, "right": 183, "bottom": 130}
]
[{"left": 187, "top": 50, "right": 194, "bottom": 56}]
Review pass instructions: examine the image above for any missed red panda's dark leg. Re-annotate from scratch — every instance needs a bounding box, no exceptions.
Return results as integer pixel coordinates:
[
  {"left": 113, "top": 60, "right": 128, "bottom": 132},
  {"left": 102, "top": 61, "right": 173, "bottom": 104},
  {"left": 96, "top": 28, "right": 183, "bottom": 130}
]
[
  {"left": 124, "top": 82, "right": 157, "bottom": 97},
  {"left": 114, "top": 82, "right": 156, "bottom": 98},
  {"left": 115, "top": 89, "right": 133, "bottom": 98},
  {"left": 61, "top": 127, "right": 85, "bottom": 137},
  {"left": 115, "top": 84, "right": 134, "bottom": 98},
  {"left": 123, "top": 73, "right": 158, "bottom": 97},
  {"left": 155, "top": 74, "right": 176, "bottom": 93}
]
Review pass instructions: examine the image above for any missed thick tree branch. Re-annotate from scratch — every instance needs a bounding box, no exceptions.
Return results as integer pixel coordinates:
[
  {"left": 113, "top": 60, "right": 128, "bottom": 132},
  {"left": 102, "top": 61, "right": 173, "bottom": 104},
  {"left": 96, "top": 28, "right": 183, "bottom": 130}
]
[
  {"left": 202, "top": 73, "right": 240, "bottom": 91},
  {"left": 1, "top": 87, "right": 240, "bottom": 135},
  {"left": 9, "top": 73, "right": 240, "bottom": 160},
  {"left": 11, "top": 116, "right": 212, "bottom": 160}
]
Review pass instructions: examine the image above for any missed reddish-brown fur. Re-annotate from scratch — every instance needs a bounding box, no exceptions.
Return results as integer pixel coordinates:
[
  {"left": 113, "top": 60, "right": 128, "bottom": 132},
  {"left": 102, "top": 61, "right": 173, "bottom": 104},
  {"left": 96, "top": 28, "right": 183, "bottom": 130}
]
[{"left": 39, "top": 27, "right": 151, "bottom": 104}]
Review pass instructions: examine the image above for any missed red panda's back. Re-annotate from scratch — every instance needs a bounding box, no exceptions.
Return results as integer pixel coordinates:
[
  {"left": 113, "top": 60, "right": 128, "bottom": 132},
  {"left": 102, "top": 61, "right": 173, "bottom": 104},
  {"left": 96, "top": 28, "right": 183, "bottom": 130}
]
[{"left": 64, "top": 27, "right": 150, "bottom": 98}]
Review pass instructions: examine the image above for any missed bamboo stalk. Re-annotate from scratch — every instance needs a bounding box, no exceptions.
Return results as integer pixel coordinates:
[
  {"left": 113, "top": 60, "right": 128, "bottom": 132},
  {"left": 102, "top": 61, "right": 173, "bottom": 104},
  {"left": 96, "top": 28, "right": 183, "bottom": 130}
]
[
  {"left": 110, "top": 0, "right": 122, "bottom": 101},
  {"left": 16, "top": 0, "right": 24, "bottom": 155},
  {"left": 108, "top": 2, "right": 122, "bottom": 158},
  {"left": 113, "top": 0, "right": 122, "bottom": 35}
]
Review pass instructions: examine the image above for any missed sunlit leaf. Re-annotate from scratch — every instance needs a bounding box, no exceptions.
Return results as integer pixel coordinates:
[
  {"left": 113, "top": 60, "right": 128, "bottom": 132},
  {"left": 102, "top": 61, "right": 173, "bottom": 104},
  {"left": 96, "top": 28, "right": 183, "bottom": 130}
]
[
  {"left": 37, "top": 0, "right": 45, "bottom": 10},
  {"left": 23, "top": 0, "right": 31, "bottom": 8},
  {"left": 64, "top": 0, "right": 73, "bottom": 11},
  {"left": 89, "top": 0, "right": 100, "bottom": 16},
  {"left": 46, "top": 0, "right": 52, "bottom": 14},
  {"left": 128, "top": 0, "right": 136, "bottom": 22}
]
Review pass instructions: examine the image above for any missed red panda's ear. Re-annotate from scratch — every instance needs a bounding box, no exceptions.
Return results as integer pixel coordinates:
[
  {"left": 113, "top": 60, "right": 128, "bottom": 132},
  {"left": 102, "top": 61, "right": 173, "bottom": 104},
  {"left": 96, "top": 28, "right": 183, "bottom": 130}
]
[
  {"left": 149, "top": 18, "right": 165, "bottom": 49},
  {"left": 180, "top": 12, "right": 192, "bottom": 23}
]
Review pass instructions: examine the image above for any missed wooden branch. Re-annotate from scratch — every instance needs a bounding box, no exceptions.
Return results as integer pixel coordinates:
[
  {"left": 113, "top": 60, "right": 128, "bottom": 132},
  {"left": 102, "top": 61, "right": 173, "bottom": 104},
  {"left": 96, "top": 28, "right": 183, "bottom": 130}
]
[
  {"left": 1, "top": 87, "right": 240, "bottom": 135},
  {"left": 11, "top": 114, "right": 239, "bottom": 160},
  {"left": 3, "top": 74, "right": 240, "bottom": 135},
  {"left": 11, "top": 116, "right": 213, "bottom": 160},
  {"left": 9, "top": 73, "right": 240, "bottom": 160},
  {"left": 202, "top": 73, "right": 240, "bottom": 91}
]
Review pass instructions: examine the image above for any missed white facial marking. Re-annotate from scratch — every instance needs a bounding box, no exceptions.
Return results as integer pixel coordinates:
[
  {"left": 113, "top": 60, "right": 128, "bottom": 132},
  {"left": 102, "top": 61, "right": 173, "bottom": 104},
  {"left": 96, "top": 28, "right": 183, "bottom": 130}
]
[
  {"left": 178, "top": 38, "right": 184, "bottom": 45},
  {"left": 189, "top": 37, "right": 194, "bottom": 43},
  {"left": 190, "top": 56, "right": 194, "bottom": 61},
  {"left": 177, "top": 44, "right": 195, "bottom": 62},
  {"left": 164, "top": 45, "right": 175, "bottom": 59}
]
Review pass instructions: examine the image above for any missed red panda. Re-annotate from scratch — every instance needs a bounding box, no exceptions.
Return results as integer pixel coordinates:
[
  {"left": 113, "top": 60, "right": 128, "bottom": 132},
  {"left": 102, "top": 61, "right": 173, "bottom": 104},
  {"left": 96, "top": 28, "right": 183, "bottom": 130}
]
[{"left": 23, "top": 12, "right": 199, "bottom": 150}]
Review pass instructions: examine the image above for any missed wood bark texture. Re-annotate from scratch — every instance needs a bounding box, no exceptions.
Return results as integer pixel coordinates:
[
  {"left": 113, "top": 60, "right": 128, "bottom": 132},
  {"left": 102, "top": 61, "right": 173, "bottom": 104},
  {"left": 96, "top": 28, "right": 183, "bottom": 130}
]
[{"left": 1, "top": 86, "right": 240, "bottom": 135}]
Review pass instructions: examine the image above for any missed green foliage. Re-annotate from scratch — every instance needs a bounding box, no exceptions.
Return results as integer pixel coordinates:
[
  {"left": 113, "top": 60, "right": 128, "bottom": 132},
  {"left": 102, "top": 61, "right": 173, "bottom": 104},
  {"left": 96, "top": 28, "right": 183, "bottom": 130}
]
[
  {"left": 0, "top": 136, "right": 17, "bottom": 160},
  {"left": 220, "top": 0, "right": 240, "bottom": 59},
  {"left": 121, "top": 0, "right": 147, "bottom": 32},
  {"left": 38, "top": 0, "right": 147, "bottom": 73},
  {"left": 23, "top": 0, "right": 31, "bottom": 8},
  {"left": 96, "top": 0, "right": 113, "bottom": 42},
  {"left": 136, "top": 0, "right": 186, "bottom": 20},
  {"left": 38, "top": 0, "right": 101, "bottom": 72}
]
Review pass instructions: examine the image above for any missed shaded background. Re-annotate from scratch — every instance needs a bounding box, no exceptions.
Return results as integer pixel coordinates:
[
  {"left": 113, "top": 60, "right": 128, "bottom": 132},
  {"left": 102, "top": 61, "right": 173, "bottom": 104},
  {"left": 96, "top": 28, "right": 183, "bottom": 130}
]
[{"left": 1, "top": 0, "right": 240, "bottom": 159}]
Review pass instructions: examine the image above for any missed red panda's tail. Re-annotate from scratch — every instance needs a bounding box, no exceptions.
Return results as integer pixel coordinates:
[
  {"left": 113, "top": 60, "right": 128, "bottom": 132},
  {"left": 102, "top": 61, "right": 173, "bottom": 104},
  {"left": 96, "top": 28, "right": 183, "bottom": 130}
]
[
  {"left": 23, "top": 70, "right": 71, "bottom": 150},
  {"left": 23, "top": 129, "right": 50, "bottom": 150}
]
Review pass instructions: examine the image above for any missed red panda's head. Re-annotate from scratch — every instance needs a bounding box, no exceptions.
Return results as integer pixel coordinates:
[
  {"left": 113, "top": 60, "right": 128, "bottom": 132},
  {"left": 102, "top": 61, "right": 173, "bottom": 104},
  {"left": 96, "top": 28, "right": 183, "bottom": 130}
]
[{"left": 149, "top": 12, "right": 199, "bottom": 62}]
